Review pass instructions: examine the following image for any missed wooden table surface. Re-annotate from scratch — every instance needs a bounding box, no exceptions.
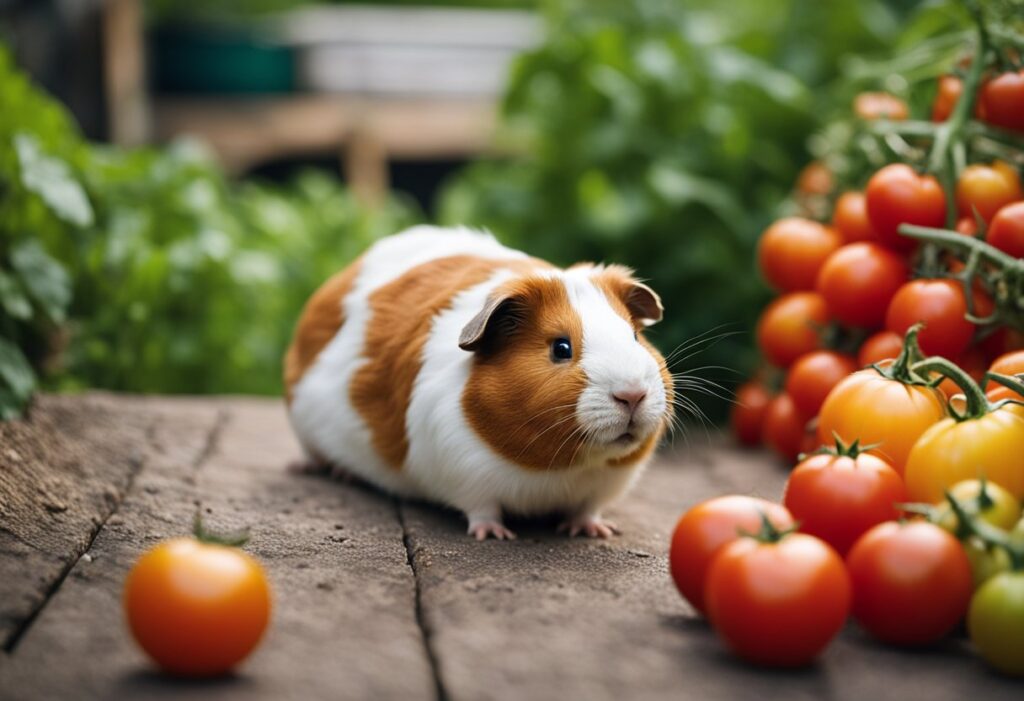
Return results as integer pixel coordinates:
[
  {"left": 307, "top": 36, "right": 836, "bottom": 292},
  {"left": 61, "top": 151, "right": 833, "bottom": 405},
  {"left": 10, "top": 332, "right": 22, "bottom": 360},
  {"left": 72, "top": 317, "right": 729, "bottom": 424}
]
[{"left": 0, "top": 394, "right": 1020, "bottom": 700}]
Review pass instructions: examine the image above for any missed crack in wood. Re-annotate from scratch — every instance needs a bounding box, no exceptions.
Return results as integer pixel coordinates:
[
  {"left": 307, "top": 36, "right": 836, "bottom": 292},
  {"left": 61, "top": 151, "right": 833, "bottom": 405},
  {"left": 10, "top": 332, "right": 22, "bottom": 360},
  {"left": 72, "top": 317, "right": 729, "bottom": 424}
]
[
  {"left": 2, "top": 407, "right": 229, "bottom": 654},
  {"left": 397, "top": 500, "right": 450, "bottom": 701}
]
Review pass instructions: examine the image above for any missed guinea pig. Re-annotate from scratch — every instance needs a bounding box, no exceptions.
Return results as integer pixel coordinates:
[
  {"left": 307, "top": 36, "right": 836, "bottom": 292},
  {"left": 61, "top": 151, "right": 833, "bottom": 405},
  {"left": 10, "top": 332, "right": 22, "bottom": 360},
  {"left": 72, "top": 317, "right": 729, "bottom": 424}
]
[{"left": 284, "top": 226, "right": 673, "bottom": 540}]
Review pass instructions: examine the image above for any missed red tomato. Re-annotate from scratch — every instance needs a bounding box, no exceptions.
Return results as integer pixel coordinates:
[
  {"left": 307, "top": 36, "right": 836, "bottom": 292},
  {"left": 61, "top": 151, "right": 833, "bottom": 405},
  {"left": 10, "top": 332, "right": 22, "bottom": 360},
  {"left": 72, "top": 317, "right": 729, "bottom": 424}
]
[
  {"left": 796, "top": 161, "right": 833, "bottom": 196},
  {"left": 854, "top": 92, "right": 908, "bottom": 121},
  {"left": 668, "top": 496, "right": 794, "bottom": 614},
  {"left": 124, "top": 538, "right": 272, "bottom": 676},
  {"left": 782, "top": 447, "right": 905, "bottom": 556},
  {"left": 988, "top": 201, "right": 1024, "bottom": 258},
  {"left": 858, "top": 330, "right": 903, "bottom": 367},
  {"left": 987, "top": 350, "right": 1024, "bottom": 402},
  {"left": 866, "top": 164, "right": 946, "bottom": 251},
  {"left": 846, "top": 521, "right": 973, "bottom": 646},
  {"left": 731, "top": 382, "right": 773, "bottom": 446},
  {"left": 885, "top": 279, "right": 979, "bottom": 358},
  {"left": 705, "top": 532, "right": 851, "bottom": 667},
  {"left": 831, "top": 191, "right": 877, "bottom": 243},
  {"left": 785, "top": 351, "right": 858, "bottom": 417},
  {"left": 981, "top": 70, "right": 1024, "bottom": 132},
  {"left": 956, "top": 162, "right": 1022, "bottom": 223},
  {"left": 756, "top": 292, "right": 827, "bottom": 367},
  {"left": 816, "top": 243, "right": 909, "bottom": 328},
  {"left": 955, "top": 216, "right": 979, "bottom": 236},
  {"left": 762, "top": 393, "right": 808, "bottom": 461},
  {"left": 931, "top": 75, "right": 962, "bottom": 122},
  {"left": 758, "top": 218, "right": 842, "bottom": 292}
]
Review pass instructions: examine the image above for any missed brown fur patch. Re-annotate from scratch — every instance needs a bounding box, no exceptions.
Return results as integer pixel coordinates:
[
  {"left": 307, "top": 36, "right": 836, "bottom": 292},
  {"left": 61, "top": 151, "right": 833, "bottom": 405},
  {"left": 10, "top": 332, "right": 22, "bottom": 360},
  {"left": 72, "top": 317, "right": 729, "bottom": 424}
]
[
  {"left": 351, "top": 256, "right": 548, "bottom": 470},
  {"left": 283, "top": 259, "right": 362, "bottom": 403},
  {"left": 462, "top": 276, "right": 594, "bottom": 471}
]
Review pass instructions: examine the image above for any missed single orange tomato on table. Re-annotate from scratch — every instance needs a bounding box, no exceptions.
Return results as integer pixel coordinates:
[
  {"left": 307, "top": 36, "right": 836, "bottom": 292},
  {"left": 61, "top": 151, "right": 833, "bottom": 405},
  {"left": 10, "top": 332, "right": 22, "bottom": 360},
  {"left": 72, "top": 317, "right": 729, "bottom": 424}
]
[{"left": 124, "top": 536, "right": 272, "bottom": 676}]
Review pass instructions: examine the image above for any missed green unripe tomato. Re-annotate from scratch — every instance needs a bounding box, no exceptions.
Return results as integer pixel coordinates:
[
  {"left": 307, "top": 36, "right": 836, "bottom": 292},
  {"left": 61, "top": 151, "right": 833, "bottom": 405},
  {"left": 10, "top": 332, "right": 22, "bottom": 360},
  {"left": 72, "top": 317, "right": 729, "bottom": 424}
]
[
  {"left": 935, "top": 480, "right": 1021, "bottom": 533},
  {"left": 968, "top": 571, "right": 1024, "bottom": 676},
  {"left": 963, "top": 537, "right": 1012, "bottom": 588}
]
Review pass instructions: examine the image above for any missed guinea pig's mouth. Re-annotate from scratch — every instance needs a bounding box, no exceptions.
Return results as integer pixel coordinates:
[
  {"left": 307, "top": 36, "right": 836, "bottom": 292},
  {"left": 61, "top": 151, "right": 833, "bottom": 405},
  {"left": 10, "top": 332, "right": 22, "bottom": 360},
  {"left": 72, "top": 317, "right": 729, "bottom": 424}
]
[{"left": 611, "top": 431, "right": 636, "bottom": 445}]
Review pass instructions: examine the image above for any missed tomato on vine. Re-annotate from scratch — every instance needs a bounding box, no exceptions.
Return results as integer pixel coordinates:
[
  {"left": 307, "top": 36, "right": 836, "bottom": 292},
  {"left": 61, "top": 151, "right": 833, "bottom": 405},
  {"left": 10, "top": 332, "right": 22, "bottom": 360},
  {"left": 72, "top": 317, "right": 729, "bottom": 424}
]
[
  {"left": 831, "top": 191, "right": 877, "bottom": 243},
  {"left": 758, "top": 218, "right": 842, "bottom": 292},
  {"left": 762, "top": 393, "right": 807, "bottom": 461},
  {"left": 731, "top": 382, "right": 773, "bottom": 446},
  {"left": 668, "top": 496, "right": 794, "bottom": 615},
  {"left": 987, "top": 200, "right": 1024, "bottom": 258},
  {"left": 857, "top": 330, "right": 903, "bottom": 367},
  {"left": 955, "top": 161, "right": 1022, "bottom": 223},
  {"left": 980, "top": 69, "right": 1024, "bottom": 132},
  {"left": 904, "top": 360, "right": 1024, "bottom": 501},
  {"left": 782, "top": 437, "right": 905, "bottom": 556},
  {"left": 866, "top": 164, "right": 946, "bottom": 252},
  {"left": 853, "top": 92, "right": 908, "bottom": 121},
  {"left": 817, "top": 328, "right": 946, "bottom": 474},
  {"left": 986, "top": 350, "right": 1024, "bottom": 402},
  {"left": 931, "top": 74, "right": 963, "bottom": 122},
  {"left": 846, "top": 520, "right": 973, "bottom": 646},
  {"left": 784, "top": 351, "right": 857, "bottom": 418},
  {"left": 816, "top": 243, "right": 909, "bottom": 328},
  {"left": 756, "top": 292, "right": 827, "bottom": 367},
  {"left": 705, "top": 519, "right": 850, "bottom": 667},
  {"left": 885, "top": 279, "right": 983, "bottom": 359}
]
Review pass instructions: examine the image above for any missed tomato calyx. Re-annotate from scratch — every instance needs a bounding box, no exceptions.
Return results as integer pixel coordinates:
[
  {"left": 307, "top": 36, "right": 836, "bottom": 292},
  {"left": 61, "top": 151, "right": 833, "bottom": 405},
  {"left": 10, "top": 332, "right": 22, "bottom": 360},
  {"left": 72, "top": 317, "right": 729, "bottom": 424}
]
[
  {"left": 812, "top": 432, "right": 882, "bottom": 460},
  {"left": 193, "top": 512, "right": 250, "bottom": 548},
  {"left": 871, "top": 324, "right": 931, "bottom": 385},
  {"left": 945, "top": 490, "right": 1024, "bottom": 571},
  {"left": 901, "top": 476, "right": 999, "bottom": 537},
  {"left": 738, "top": 511, "right": 801, "bottom": 544}
]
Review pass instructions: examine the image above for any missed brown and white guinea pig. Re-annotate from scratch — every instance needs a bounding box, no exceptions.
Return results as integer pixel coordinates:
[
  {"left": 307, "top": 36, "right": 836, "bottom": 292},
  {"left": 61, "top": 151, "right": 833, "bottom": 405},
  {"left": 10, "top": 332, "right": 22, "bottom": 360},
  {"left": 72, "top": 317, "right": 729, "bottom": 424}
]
[{"left": 284, "top": 226, "right": 673, "bottom": 540}]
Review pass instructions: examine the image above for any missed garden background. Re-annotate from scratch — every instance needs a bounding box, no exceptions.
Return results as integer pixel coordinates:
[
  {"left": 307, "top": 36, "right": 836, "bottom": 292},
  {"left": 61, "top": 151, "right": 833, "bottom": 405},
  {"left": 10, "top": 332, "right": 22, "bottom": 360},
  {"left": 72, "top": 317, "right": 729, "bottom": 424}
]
[{"left": 0, "top": 0, "right": 971, "bottom": 420}]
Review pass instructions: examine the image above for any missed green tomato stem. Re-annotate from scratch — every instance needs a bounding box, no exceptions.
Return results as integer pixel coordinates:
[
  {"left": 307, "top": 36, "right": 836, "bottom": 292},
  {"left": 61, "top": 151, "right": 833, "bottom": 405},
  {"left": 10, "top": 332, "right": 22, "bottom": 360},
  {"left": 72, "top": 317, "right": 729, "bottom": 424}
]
[
  {"left": 946, "top": 490, "right": 1024, "bottom": 571},
  {"left": 911, "top": 356, "right": 990, "bottom": 421},
  {"left": 875, "top": 324, "right": 929, "bottom": 384}
]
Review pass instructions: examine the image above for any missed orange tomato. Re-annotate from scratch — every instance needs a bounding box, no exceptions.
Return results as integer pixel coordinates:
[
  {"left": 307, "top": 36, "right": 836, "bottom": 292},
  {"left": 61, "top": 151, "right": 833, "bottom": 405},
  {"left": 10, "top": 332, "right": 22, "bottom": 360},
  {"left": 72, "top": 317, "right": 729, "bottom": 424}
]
[
  {"left": 956, "top": 161, "right": 1022, "bottom": 223},
  {"left": 831, "top": 191, "right": 877, "bottom": 243},
  {"left": 785, "top": 351, "right": 858, "bottom": 418},
  {"left": 124, "top": 538, "right": 272, "bottom": 676},
  {"left": 758, "top": 218, "right": 842, "bottom": 292},
  {"left": 866, "top": 164, "right": 946, "bottom": 252},
  {"left": 931, "top": 75, "right": 962, "bottom": 122},
  {"left": 756, "top": 292, "right": 827, "bottom": 367},
  {"left": 817, "top": 367, "right": 946, "bottom": 475},
  {"left": 796, "top": 161, "right": 833, "bottom": 196},
  {"left": 854, "top": 92, "right": 909, "bottom": 121},
  {"left": 987, "top": 350, "right": 1024, "bottom": 402}
]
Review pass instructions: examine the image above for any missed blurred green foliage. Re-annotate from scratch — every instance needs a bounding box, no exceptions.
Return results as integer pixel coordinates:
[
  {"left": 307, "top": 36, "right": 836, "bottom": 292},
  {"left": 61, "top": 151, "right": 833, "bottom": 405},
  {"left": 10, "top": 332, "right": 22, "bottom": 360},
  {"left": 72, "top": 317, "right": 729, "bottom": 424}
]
[
  {"left": 438, "top": 0, "right": 918, "bottom": 417},
  {"left": 0, "top": 48, "right": 417, "bottom": 417}
]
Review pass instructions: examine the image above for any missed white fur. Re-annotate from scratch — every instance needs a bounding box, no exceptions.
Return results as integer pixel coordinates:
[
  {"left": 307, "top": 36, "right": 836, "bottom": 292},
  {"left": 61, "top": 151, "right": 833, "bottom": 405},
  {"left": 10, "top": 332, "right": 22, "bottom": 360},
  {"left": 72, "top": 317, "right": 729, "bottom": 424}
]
[{"left": 287, "top": 226, "right": 666, "bottom": 529}]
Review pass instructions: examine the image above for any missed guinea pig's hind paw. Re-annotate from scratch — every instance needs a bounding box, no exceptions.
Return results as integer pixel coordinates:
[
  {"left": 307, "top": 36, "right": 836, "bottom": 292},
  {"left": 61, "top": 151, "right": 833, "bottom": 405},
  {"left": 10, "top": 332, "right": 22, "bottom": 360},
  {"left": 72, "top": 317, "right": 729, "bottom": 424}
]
[
  {"left": 559, "top": 517, "right": 621, "bottom": 539},
  {"left": 467, "top": 521, "right": 517, "bottom": 541}
]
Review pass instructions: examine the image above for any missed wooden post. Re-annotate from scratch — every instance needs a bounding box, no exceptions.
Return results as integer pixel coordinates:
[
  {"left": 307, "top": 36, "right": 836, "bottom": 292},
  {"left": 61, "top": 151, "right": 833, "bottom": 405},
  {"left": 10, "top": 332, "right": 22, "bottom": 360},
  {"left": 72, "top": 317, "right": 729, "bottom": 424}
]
[
  {"left": 102, "top": 0, "right": 149, "bottom": 145},
  {"left": 344, "top": 128, "right": 389, "bottom": 208}
]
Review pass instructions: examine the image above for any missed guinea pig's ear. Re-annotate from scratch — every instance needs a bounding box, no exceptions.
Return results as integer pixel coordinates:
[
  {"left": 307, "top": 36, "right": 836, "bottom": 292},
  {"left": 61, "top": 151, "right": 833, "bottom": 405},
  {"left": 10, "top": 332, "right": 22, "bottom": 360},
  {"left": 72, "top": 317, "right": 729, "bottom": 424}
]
[
  {"left": 458, "top": 291, "right": 527, "bottom": 352},
  {"left": 624, "top": 281, "right": 664, "bottom": 327},
  {"left": 598, "top": 265, "right": 664, "bottom": 327}
]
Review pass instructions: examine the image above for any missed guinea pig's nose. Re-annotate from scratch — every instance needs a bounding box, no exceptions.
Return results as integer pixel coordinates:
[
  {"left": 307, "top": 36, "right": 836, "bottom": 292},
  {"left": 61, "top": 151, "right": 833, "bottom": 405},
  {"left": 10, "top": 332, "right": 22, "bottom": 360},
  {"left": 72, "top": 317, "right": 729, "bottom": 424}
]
[{"left": 612, "top": 389, "right": 647, "bottom": 414}]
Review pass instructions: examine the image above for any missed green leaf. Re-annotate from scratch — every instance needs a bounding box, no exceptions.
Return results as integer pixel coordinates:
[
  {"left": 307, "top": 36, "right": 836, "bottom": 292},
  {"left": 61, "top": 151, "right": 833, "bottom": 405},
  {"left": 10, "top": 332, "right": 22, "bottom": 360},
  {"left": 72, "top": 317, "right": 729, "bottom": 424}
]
[
  {"left": 13, "top": 133, "right": 95, "bottom": 228},
  {"left": 0, "top": 272, "right": 32, "bottom": 320},
  {"left": 0, "top": 336, "right": 36, "bottom": 411},
  {"left": 9, "top": 241, "right": 72, "bottom": 324}
]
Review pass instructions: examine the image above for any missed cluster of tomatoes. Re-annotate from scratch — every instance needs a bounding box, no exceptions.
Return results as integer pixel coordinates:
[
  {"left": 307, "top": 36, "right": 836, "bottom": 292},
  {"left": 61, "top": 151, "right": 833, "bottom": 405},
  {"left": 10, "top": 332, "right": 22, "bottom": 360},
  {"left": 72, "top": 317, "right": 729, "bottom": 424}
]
[
  {"left": 734, "top": 75, "right": 1024, "bottom": 464},
  {"left": 669, "top": 459, "right": 1024, "bottom": 673}
]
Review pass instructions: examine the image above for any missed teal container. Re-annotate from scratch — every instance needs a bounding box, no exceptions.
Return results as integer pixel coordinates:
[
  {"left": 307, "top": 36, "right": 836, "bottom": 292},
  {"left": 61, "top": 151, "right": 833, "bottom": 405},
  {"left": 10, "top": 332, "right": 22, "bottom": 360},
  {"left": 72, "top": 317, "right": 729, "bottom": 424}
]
[{"left": 151, "top": 25, "right": 295, "bottom": 94}]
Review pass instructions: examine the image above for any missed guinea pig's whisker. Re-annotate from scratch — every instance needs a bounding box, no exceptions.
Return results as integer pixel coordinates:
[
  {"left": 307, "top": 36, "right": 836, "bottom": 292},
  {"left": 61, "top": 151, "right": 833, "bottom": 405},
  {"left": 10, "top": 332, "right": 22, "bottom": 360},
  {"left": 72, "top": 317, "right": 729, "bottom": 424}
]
[
  {"left": 674, "top": 378, "right": 737, "bottom": 405},
  {"left": 552, "top": 423, "right": 591, "bottom": 470},
  {"left": 513, "top": 412, "right": 580, "bottom": 460},
  {"left": 660, "top": 326, "right": 743, "bottom": 370},
  {"left": 501, "top": 403, "right": 579, "bottom": 450}
]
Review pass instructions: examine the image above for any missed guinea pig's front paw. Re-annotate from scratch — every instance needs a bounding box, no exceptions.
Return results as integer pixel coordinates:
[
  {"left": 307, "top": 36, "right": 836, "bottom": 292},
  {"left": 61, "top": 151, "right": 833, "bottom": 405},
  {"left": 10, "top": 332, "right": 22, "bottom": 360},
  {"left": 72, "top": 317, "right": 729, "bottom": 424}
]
[
  {"left": 558, "top": 515, "right": 621, "bottom": 539},
  {"left": 467, "top": 520, "right": 517, "bottom": 541}
]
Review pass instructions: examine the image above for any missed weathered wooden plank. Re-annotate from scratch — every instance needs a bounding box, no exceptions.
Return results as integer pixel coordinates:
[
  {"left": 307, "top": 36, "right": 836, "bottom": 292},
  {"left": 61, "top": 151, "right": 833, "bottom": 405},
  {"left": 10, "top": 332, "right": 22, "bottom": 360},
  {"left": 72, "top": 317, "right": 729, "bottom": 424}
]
[
  {"left": 0, "top": 394, "right": 161, "bottom": 650},
  {"left": 404, "top": 439, "right": 1023, "bottom": 701},
  {"left": 1, "top": 398, "right": 433, "bottom": 700}
]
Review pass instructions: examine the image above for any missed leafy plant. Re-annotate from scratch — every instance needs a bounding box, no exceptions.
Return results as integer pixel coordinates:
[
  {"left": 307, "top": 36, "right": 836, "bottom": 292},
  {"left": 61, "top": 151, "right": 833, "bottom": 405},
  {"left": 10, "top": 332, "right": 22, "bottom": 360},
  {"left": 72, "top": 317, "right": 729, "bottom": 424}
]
[
  {"left": 0, "top": 47, "right": 419, "bottom": 417},
  {"left": 439, "top": 0, "right": 916, "bottom": 419}
]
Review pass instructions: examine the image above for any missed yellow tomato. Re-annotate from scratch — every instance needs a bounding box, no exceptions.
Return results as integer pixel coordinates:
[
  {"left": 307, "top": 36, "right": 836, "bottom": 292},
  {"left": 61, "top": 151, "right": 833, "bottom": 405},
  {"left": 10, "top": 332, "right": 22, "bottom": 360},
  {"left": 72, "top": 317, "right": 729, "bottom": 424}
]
[
  {"left": 904, "top": 406, "right": 1024, "bottom": 502},
  {"left": 817, "top": 368, "right": 946, "bottom": 476}
]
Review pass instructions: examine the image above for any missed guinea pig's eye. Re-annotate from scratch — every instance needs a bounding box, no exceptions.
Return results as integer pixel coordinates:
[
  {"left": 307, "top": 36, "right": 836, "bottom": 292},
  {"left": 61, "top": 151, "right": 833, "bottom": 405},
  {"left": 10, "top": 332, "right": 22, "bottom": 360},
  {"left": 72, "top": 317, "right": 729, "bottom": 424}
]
[{"left": 550, "top": 338, "right": 573, "bottom": 362}]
